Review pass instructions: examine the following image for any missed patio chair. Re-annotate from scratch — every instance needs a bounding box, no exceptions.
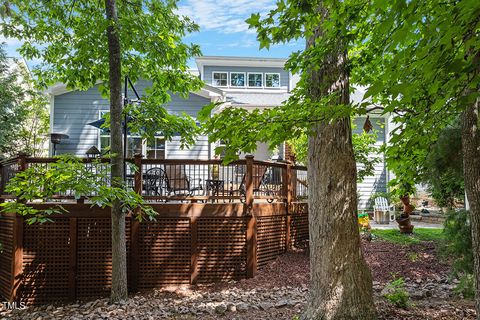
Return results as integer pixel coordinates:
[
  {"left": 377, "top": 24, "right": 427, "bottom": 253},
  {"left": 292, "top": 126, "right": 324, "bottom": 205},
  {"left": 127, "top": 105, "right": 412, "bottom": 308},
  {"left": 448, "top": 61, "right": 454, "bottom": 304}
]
[
  {"left": 143, "top": 167, "right": 166, "bottom": 196},
  {"left": 373, "top": 197, "right": 396, "bottom": 224},
  {"left": 230, "top": 164, "right": 274, "bottom": 203},
  {"left": 163, "top": 165, "right": 203, "bottom": 196}
]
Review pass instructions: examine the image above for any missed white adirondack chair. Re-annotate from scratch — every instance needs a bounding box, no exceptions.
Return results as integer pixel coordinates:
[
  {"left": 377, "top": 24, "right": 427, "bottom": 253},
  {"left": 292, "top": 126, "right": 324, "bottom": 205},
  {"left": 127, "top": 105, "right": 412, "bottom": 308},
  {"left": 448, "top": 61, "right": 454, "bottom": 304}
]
[{"left": 374, "top": 197, "right": 396, "bottom": 224}]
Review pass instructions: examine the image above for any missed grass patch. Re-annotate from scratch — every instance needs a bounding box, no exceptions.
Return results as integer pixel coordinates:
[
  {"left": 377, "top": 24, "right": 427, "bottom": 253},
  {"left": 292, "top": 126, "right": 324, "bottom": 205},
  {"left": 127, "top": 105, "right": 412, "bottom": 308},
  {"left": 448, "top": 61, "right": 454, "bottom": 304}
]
[{"left": 370, "top": 228, "right": 444, "bottom": 245}]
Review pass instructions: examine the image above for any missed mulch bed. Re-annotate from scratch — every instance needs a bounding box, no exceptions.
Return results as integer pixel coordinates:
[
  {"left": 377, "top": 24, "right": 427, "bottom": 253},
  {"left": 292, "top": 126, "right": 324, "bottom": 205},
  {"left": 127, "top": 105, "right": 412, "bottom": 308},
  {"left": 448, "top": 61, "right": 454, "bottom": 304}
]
[
  {"left": 363, "top": 240, "right": 450, "bottom": 283},
  {"left": 198, "top": 238, "right": 476, "bottom": 319},
  {"left": 2, "top": 238, "right": 476, "bottom": 320}
]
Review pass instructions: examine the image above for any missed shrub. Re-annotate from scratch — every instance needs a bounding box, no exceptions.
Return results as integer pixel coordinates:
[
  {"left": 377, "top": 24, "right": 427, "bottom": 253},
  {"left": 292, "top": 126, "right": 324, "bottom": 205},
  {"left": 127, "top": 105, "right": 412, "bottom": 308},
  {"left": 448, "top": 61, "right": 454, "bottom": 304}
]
[
  {"left": 442, "top": 209, "right": 474, "bottom": 297},
  {"left": 383, "top": 277, "right": 410, "bottom": 309},
  {"left": 421, "top": 122, "right": 464, "bottom": 208}
]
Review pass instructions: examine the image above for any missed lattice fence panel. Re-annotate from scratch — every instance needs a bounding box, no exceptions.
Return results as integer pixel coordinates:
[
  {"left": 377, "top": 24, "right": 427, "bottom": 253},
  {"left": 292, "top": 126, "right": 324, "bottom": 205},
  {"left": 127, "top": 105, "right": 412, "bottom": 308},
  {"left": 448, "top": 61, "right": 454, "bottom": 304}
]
[
  {"left": 257, "top": 215, "right": 286, "bottom": 267},
  {"left": 0, "top": 216, "right": 14, "bottom": 300},
  {"left": 291, "top": 203, "right": 309, "bottom": 248},
  {"left": 22, "top": 219, "right": 70, "bottom": 304},
  {"left": 76, "top": 218, "right": 131, "bottom": 299},
  {"left": 137, "top": 218, "right": 191, "bottom": 289},
  {"left": 197, "top": 218, "right": 247, "bottom": 283}
]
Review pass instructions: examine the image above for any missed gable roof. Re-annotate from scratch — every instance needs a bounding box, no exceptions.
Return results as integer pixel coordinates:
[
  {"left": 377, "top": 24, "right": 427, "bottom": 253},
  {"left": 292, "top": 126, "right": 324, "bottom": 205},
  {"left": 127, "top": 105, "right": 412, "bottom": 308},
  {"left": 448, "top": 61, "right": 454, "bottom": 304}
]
[{"left": 45, "top": 82, "right": 225, "bottom": 101}]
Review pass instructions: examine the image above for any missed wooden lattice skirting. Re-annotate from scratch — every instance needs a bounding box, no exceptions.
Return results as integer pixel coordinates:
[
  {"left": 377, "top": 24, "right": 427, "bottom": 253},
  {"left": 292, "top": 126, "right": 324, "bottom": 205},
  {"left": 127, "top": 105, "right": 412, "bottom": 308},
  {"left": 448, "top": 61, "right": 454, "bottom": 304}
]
[{"left": 0, "top": 202, "right": 308, "bottom": 304}]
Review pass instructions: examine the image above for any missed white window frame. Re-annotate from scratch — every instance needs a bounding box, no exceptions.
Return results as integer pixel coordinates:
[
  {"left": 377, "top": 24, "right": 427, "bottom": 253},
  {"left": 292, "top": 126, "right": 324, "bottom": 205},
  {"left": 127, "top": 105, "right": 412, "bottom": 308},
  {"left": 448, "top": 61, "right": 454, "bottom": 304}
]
[
  {"left": 265, "top": 73, "right": 281, "bottom": 88},
  {"left": 247, "top": 72, "right": 263, "bottom": 88},
  {"left": 97, "top": 110, "right": 168, "bottom": 159},
  {"left": 145, "top": 137, "right": 167, "bottom": 159},
  {"left": 229, "top": 72, "right": 246, "bottom": 87},
  {"left": 212, "top": 71, "right": 228, "bottom": 87}
]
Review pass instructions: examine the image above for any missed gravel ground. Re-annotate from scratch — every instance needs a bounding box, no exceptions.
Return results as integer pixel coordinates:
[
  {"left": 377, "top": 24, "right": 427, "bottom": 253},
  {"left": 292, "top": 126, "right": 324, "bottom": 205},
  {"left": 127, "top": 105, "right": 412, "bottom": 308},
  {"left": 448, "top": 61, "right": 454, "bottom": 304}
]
[{"left": 1, "top": 240, "right": 476, "bottom": 320}]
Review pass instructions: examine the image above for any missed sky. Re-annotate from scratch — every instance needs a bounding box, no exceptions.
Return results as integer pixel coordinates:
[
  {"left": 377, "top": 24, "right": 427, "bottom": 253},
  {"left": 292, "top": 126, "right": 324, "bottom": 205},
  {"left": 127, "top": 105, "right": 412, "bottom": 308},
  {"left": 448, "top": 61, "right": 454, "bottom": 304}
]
[{"left": 0, "top": 0, "right": 304, "bottom": 70}]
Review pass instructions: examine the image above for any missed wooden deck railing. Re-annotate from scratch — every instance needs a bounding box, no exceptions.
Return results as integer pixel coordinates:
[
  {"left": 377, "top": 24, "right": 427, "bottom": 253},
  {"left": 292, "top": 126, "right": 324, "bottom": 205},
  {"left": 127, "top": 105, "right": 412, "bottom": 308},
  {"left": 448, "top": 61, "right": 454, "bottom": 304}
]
[
  {"left": 0, "top": 153, "right": 308, "bottom": 204},
  {"left": 0, "top": 154, "right": 310, "bottom": 304}
]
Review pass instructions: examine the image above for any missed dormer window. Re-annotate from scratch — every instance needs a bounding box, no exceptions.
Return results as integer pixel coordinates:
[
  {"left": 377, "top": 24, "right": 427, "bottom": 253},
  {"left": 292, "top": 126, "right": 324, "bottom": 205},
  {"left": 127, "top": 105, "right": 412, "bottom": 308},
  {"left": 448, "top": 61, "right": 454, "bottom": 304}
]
[
  {"left": 212, "top": 72, "right": 228, "bottom": 86},
  {"left": 230, "top": 72, "right": 246, "bottom": 87},
  {"left": 265, "top": 73, "right": 280, "bottom": 88},
  {"left": 248, "top": 73, "right": 263, "bottom": 87}
]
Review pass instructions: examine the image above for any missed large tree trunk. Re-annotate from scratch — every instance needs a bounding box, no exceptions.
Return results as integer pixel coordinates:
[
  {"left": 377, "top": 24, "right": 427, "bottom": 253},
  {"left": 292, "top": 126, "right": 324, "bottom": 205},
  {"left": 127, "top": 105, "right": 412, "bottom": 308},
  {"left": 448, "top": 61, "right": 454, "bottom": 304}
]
[
  {"left": 461, "top": 99, "right": 480, "bottom": 319},
  {"left": 302, "top": 4, "right": 377, "bottom": 320},
  {"left": 105, "top": 0, "right": 127, "bottom": 303}
]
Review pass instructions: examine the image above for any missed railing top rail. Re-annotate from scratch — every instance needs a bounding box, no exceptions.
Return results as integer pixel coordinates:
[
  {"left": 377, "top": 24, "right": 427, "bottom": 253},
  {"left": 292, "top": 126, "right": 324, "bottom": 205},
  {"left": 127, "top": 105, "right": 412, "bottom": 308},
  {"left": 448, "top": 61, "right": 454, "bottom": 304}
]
[
  {"left": 138, "top": 158, "right": 247, "bottom": 165},
  {"left": 26, "top": 157, "right": 111, "bottom": 164},
  {"left": 292, "top": 165, "right": 307, "bottom": 171},
  {"left": 252, "top": 159, "right": 290, "bottom": 168},
  {"left": 22, "top": 157, "right": 250, "bottom": 166},
  {"left": 0, "top": 156, "right": 20, "bottom": 166}
]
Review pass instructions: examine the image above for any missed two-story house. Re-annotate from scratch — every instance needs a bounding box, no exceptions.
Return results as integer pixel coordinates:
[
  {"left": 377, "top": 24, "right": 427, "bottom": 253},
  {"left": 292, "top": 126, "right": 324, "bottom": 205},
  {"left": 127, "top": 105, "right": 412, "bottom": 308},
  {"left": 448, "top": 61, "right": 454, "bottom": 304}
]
[{"left": 46, "top": 56, "right": 388, "bottom": 207}]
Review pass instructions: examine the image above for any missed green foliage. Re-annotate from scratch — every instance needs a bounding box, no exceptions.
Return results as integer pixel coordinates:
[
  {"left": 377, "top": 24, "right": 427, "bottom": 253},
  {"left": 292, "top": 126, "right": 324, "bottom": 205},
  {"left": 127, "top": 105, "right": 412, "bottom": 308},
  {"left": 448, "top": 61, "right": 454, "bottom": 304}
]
[
  {"left": 0, "top": 45, "right": 28, "bottom": 157},
  {"left": 454, "top": 274, "right": 475, "bottom": 299},
  {"left": 383, "top": 277, "right": 410, "bottom": 309},
  {"left": 0, "top": 45, "right": 50, "bottom": 158},
  {"left": 1, "top": 0, "right": 203, "bottom": 145},
  {"left": 407, "top": 252, "right": 419, "bottom": 262},
  {"left": 0, "top": 154, "right": 156, "bottom": 223},
  {"left": 441, "top": 209, "right": 474, "bottom": 297},
  {"left": 371, "top": 228, "right": 444, "bottom": 246},
  {"left": 352, "top": 128, "right": 380, "bottom": 182},
  {"left": 198, "top": 0, "right": 364, "bottom": 163},
  {"left": 350, "top": 0, "right": 480, "bottom": 198},
  {"left": 287, "top": 121, "right": 380, "bottom": 182},
  {"left": 422, "top": 121, "right": 464, "bottom": 208}
]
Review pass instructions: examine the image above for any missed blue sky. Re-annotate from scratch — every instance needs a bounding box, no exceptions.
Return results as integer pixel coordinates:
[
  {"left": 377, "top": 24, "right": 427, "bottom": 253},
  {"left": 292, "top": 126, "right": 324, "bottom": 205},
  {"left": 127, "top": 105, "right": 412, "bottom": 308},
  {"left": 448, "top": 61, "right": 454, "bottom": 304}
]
[{"left": 0, "top": 0, "right": 304, "bottom": 69}]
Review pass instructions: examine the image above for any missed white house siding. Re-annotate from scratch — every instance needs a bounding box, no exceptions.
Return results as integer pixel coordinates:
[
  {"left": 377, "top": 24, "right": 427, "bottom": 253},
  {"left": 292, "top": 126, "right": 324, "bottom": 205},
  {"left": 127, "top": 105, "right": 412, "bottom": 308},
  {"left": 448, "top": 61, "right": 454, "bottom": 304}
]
[
  {"left": 51, "top": 80, "right": 211, "bottom": 159},
  {"left": 353, "top": 117, "right": 387, "bottom": 209}
]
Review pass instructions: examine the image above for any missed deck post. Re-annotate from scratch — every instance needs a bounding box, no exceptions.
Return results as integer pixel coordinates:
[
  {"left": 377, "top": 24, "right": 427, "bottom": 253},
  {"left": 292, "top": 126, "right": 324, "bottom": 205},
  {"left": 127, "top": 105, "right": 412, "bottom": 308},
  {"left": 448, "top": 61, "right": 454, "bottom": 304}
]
[
  {"left": 130, "top": 153, "right": 143, "bottom": 292},
  {"left": 0, "top": 161, "right": 3, "bottom": 203},
  {"left": 10, "top": 215, "right": 23, "bottom": 303},
  {"left": 245, "top": 155, "right": 257, "bottom": 278},
  {"left": 17, "top": 152, "right": 28, "bottom": 172},
  {"left": 245, "top": 155, "right": 254, "bottom": 209},
  {"left": 16, "top": 153, "right": 28, "bottom": 205},
  {"left": 68, "top": 218, "right": 78, "bottom": 301},
  {"left": 190, "top": 216, "right": 199, "bottom": 285},
  {"left": 284, "top": 162, "right": 292, "bottom": 251},
  {"left": 134, "top": 153, "right": 143, "bottom": 196}
]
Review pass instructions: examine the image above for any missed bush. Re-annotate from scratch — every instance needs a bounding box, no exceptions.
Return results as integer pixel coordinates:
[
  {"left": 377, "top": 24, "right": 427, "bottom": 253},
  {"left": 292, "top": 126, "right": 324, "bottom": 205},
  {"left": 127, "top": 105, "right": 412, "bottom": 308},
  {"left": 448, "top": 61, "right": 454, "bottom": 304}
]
[
  {"left": 422, "top": 122, "right": 464, "bottom": 208},
  {"left": 383, "top": 277, "right": 410, "bottom": 309},
  {"left": 442, "top": 209, "right": 474, "bottom": 297}
]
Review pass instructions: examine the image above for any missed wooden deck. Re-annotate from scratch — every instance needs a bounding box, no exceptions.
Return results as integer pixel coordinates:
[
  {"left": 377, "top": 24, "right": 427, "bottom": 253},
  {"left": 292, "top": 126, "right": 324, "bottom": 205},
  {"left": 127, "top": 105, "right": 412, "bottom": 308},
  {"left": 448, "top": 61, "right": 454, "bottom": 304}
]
[{"left": 0, "top": 155, "right": 309, "bottom": 304}]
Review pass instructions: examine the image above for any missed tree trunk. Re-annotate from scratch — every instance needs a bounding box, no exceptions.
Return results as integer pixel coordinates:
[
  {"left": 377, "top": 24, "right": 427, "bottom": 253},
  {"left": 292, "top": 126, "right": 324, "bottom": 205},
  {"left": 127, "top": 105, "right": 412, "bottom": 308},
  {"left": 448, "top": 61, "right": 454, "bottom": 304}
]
[
  {"left": 105, "top": 0, "right": 127, "bottom": 303},
  {"left": 461, "top": 99, "right": 480, "bottom": 319},
  {"left": 302, "top": 4, "right": 377, "bottom": 320}
]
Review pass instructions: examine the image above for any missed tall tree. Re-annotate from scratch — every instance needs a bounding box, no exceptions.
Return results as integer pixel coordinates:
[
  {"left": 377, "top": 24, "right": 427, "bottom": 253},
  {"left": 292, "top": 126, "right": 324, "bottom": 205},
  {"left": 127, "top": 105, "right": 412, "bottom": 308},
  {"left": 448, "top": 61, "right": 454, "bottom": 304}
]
[
  {"left": 0, "top": 46, "right": 27, "bottom": 157},
  {"left": 1, "top": 0, "right": 202, "bottom": 302},
  {"left": 350, "top": 0, "right": 480, "bottom": 316},
  {"left": 104, "top": 0, "right": 126, "bottom": 302},
  {"left": 200, "top": 1, "right": 377, "bottom": 318}
]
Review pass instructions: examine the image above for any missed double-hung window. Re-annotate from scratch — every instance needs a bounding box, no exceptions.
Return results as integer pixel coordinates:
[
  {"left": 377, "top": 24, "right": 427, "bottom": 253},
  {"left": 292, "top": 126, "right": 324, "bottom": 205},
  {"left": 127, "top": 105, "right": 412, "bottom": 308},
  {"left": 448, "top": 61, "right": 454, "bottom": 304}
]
[
  {"left": 230, "top": 72, "right": 246, "bottom": 87},
  {"left": 212, "top": 72, "right": 228, "bottom": 86},
  {"left": 265, "top": 73, "right": 280, "bottom": 88},
  {"left": 146, "top": 137, "right": 166, "bottom": 159},
  {"left": 248, "top": 73, "right": 263, "bottom": 87}
]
